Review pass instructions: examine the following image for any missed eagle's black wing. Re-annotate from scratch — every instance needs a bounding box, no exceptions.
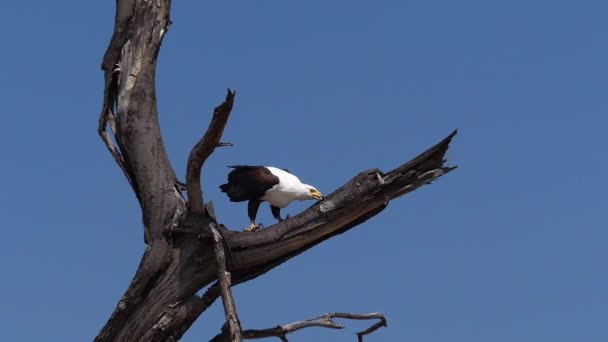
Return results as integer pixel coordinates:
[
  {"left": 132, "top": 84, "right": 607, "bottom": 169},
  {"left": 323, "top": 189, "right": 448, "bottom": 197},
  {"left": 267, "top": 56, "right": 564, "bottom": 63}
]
[{"left": 219, "top": 165, "right": 280, "bottom": 202}]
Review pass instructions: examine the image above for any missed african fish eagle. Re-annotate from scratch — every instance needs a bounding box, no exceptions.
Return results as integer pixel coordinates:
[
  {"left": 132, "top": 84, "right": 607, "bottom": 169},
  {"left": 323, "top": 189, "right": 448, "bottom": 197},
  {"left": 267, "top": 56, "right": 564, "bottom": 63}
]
[{"left": 220, "top": 165, "right": 324, "bottom": 231}]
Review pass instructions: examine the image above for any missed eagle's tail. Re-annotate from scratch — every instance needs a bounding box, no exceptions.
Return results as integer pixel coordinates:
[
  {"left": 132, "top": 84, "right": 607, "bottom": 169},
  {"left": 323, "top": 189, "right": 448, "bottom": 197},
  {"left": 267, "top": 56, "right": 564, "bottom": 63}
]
[
  {"left": 219, "top": 183, "right": 230, "bottom": 193},
  {"left": 219, "top": 182, "right": 247, "bottom": 202}
]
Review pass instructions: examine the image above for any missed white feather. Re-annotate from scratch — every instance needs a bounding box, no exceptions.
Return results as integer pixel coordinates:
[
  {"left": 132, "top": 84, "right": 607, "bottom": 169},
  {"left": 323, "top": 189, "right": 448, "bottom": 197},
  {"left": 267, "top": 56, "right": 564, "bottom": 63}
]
[{"left": 261, "top": 166, "right": 315, "bottom": 208}]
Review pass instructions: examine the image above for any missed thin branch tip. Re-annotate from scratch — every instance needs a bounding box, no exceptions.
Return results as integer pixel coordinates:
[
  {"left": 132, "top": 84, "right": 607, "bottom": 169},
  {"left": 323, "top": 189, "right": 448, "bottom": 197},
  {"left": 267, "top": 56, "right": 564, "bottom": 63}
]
[
  {"left": 186, "top": 90, "right": 237, "bottom": 214},
  {"left": 443, "top": 129, "right": 458, "bottom": 144}
]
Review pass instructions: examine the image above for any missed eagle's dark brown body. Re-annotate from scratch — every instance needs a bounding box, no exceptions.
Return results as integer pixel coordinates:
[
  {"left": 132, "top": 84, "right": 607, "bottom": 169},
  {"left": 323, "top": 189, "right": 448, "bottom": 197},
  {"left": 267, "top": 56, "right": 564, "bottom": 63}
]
[{"left": 219, "top": 165, "right": 323, "bottom": 231}]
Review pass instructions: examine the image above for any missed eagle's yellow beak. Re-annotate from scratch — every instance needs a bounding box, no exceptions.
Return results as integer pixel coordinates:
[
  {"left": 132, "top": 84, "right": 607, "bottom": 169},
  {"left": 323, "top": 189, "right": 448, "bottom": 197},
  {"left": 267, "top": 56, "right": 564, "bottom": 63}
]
[{"left": 311, "top": 190, "right": 324, "bottom": 201}]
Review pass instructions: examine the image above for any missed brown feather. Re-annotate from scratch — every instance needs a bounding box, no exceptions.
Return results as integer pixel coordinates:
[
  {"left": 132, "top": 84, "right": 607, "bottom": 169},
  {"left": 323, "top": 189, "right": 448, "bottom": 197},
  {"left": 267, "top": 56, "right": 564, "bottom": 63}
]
[{"left": 219, "top": 165, "right": 280, "bottom": 202}]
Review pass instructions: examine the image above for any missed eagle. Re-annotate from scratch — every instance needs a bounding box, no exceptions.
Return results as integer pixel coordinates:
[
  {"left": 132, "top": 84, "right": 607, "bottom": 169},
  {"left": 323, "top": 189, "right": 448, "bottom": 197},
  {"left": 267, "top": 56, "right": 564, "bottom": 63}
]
[{"left": 220, "top": 165, "right": 324, "bottom": 231}]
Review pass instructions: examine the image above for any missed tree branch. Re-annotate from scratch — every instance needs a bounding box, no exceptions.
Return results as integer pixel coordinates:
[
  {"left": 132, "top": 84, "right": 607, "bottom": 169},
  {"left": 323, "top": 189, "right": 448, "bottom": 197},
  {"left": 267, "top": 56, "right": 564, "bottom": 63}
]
[
  {"left": 225, "top": 130, "right": 458, "bottom": 283},
  {"left": 211, "top": 312, "right": 387, "bottom": 341},
  {"left": 95, "top": 1, "right": 187, "bottom": 340},
  {"left": 97, "top": 0, "right": 179, "bottom": 243},
  {"left": 211, "top": 223, "right": 244, "bottom": 341},
  {"left": 186, "top": 89, "right": 236, "bottom": 214}
]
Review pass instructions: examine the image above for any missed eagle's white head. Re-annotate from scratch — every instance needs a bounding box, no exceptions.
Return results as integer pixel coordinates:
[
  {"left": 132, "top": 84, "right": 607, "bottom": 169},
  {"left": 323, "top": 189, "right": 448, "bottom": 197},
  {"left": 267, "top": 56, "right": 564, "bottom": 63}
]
[
  {"left": 300, "top": 184, "right": 324, "bottom": 201},
  {"left": 259, "top": 166, "right": 324, "bottom": 207}
]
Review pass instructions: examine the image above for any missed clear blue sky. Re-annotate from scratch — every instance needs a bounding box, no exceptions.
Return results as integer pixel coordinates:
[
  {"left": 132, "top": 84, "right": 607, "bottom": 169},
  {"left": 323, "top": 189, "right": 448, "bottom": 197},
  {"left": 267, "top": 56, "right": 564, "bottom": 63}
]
[{"left": 1, "top": 1, "right": 606, "bottom": 341}]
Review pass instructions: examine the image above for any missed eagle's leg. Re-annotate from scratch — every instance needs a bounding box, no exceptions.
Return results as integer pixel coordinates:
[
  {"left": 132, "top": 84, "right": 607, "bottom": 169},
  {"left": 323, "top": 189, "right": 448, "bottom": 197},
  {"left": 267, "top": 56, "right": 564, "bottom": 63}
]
[
  {"left": 245, "top": 199, "right": 263, "bottom": 232},
  {"left": 270, "top": 205, "right": 283, "bottom": 222}
]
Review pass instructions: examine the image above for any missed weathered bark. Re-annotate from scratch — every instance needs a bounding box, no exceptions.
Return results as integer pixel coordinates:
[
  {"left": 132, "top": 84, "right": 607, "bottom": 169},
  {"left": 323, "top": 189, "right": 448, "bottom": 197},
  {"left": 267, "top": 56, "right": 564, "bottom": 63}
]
[{"left": 95, "top": 1, "right": 458, "bottom": 341}]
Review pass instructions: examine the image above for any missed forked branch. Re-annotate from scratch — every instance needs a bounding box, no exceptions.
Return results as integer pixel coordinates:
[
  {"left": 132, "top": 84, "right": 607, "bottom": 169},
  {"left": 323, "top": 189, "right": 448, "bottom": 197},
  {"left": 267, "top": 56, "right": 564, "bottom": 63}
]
[
  {"left": 211, "top": 312, "right": 387, "bottom": 341},
  {"left": 187, "top": 89, "right": 236, "bottom": 214}
]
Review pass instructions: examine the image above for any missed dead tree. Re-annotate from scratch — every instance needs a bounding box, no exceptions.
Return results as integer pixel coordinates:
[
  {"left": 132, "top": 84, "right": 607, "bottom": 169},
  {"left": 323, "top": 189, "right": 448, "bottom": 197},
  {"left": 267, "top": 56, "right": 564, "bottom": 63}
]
[{"left": 95, "top": 1, "right": 457, "bottom": 341}]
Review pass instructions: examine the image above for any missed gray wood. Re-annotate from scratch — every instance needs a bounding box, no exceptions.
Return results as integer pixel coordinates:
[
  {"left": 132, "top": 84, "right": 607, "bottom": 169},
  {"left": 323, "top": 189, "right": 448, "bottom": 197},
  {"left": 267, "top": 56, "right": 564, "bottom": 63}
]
[{"left": 95, "top": 1, "right": 458, "bottom": 341}]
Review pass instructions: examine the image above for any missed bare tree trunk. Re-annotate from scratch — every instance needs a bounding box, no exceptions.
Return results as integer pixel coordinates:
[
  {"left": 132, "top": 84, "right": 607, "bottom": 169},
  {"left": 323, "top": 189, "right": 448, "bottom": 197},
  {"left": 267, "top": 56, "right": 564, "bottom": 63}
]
[{"left": 95, "top": 1, "right": 458, "bottom": 341}]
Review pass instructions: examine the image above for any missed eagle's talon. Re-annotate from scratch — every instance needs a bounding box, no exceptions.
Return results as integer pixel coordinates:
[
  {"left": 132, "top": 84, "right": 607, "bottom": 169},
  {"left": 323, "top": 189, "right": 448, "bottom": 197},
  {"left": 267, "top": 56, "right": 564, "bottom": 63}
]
[{"left": 244, "top": 222, "right": 262, "bottom": 232}]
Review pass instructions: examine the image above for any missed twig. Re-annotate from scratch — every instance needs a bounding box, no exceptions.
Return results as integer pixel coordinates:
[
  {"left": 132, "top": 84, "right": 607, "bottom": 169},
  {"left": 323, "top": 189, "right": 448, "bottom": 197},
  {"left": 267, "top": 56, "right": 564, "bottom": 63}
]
[
  {"left": 211, "top": 223, "right": 243, "bottom": 341},
  {"left": 235, "top": 312, "right": 387, "bottom": 341},
  {"left": 186, "top": 89, "right": 236, "bottom": 214}
]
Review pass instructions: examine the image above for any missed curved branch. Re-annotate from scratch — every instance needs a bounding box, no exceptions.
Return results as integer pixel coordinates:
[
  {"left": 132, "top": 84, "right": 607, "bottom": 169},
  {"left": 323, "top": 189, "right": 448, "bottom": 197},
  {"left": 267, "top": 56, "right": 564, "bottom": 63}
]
[
  {"left": 95, "top": 1, "right": 185, "bottom": 340},
  {"left": 97, "top": 0, "right": 178, "bottom": 242},
  {"left": 187, "top": 89, "right": 236, "bottom": 214}
]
